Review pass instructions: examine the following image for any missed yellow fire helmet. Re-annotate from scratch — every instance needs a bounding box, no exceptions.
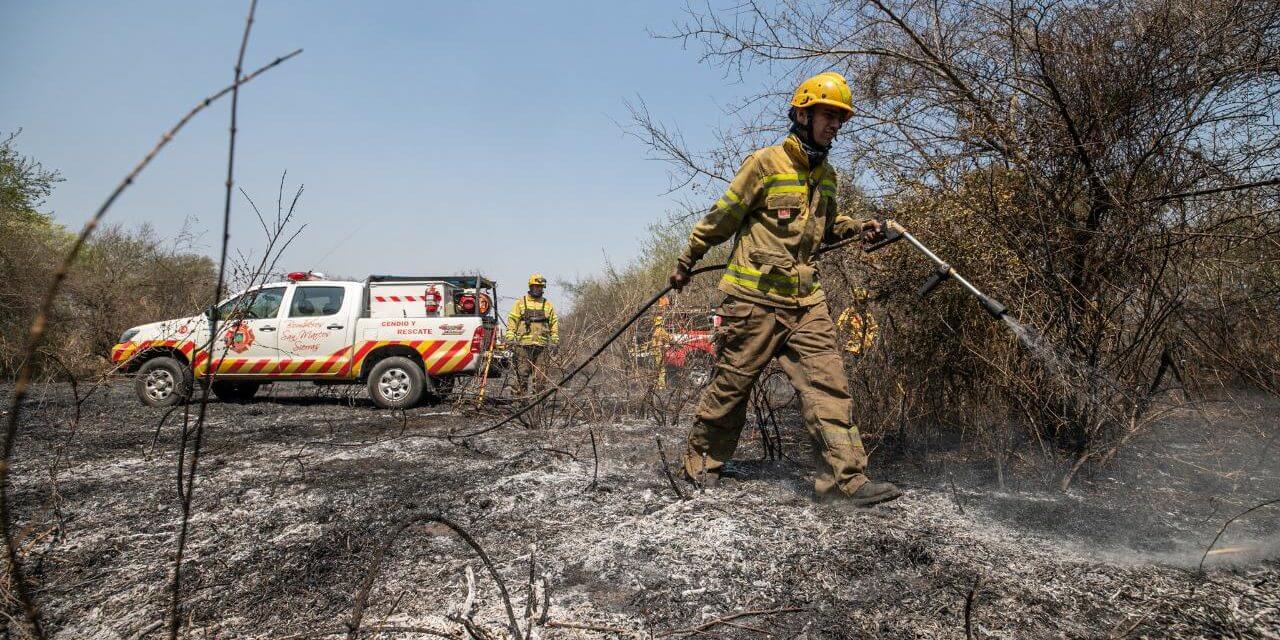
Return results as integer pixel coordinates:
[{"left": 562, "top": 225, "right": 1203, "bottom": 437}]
[
  {"left": 528, "top": 273, "right": 548, "bottom": 287},
  {"left": 790, "top": 72, "right": 854, "bottom": 121}
]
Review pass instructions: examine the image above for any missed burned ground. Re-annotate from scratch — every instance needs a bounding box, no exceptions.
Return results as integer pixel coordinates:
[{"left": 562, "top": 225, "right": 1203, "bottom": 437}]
[{"left": 3, "top": 381, "right": 1277, "bottom": 639}]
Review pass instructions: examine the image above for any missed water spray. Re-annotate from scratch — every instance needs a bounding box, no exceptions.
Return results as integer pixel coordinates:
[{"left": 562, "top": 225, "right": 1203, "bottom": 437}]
[{"left": 864, "top": 220, "right": 1007, "bottom": 320}]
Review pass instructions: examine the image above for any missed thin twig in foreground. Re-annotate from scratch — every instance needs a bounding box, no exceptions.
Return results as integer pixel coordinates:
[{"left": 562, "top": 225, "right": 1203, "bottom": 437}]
[
  {"left": 170, "top": 2, "right": 259, "bottom": 637},
  {"left": 588, "top": 427, "right": 600, "bottom": 491},
  {"left": 655, "top": 435, "right": 689, "bottom": 501},
  {"left": 965, "top": 575, "right": 985, "bottom": 640},
  {"left": 656, "top": 606, "right": 808, "bottom": 637},
  {"left": 1198, "top": 497, "right": 1280, "bottom": 573},
  {"left": 348, "top": 513, "right": 522, "bottom": 640},
  {"left": 0, "top": 28, "right": 299, "bottom": 640}
]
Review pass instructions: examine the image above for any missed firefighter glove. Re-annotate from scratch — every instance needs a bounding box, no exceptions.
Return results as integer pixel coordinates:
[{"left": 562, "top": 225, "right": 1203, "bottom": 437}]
[
  {"left": 860, "top": 218, "right": 886, "bottom": 244},
  {"left": 670, "top": 264, "right": 691, "bottom": 292}
]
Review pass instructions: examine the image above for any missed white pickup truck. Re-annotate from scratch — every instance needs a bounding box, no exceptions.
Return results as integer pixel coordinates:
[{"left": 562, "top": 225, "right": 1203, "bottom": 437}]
[{"left": 111, "top": 273, "right": 501, "bottom": 409}]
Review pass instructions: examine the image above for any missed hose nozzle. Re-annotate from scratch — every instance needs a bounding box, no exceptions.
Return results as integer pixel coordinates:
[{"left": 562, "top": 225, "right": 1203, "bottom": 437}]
[{"left": 978, "top": 294, "right": 1007, "bottom": 319}]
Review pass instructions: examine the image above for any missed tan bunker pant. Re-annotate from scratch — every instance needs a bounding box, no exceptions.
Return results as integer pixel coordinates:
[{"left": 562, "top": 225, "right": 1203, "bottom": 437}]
[
  {"left": 684, "top": 296, "right": 869, "bottom": 497},
  {"left": 512, "top": 345, "right": 547, "bottom": 397}
]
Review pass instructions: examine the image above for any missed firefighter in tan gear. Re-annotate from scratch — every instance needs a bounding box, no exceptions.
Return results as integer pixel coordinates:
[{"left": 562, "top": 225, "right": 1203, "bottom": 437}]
[
  {"left": 652, "top": 314, "right": 672, "bottom": 389},
  {"left": 837, "top": 288, "right": 879, "bottom": 355},
  {"left": 669, "top": 72, "right": 902, "bottom": 506},
  {"left": 506, "top": 274, "right": 559, "bottom": 397}
]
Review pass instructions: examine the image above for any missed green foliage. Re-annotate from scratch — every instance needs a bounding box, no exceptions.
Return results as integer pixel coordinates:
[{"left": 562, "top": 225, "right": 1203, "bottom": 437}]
[
  {"left": 0, "top": 132, "right": 216, "bottom": 379},
  {"left": 0, "top": 131, "right": 62, "bottom": 226}
]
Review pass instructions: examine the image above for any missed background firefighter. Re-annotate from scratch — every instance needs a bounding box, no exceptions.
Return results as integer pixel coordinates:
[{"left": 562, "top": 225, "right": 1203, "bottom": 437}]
[
  {"left": 669, "top": 72, "right": 901, "bottom": 506},
  {"left": 505, "top": 274, "right": 559, "bottom": 398},
  {"left": 652, "top": 314, "right": 672, "bottom": 389},
  {"left": 837, "top": 287, "right": 879, "bottom": 356}
]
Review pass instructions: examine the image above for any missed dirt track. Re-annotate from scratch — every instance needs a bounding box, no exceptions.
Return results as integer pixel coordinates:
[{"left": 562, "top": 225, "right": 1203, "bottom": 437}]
[{"left": 4, "top": 380, "right": 1278, "bottom": 639}]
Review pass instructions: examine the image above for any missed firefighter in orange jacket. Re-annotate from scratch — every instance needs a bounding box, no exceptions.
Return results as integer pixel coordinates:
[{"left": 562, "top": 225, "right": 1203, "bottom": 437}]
[{"left": 669, "top": 72, "right": 901, "bottom": 506}]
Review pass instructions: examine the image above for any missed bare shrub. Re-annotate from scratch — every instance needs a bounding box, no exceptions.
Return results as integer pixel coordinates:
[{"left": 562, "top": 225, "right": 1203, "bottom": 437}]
[{"left": 1, "top": 134, "right": 217, "bottom": 379}]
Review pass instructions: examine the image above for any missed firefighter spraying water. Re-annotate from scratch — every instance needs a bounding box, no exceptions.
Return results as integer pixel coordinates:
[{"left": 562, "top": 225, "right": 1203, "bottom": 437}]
[
  {"left": 666, "top": 72, "right": 903, "bottom": 505},
  {"left": 464, "top": 75, "right": 1023, "bottom": 509}
]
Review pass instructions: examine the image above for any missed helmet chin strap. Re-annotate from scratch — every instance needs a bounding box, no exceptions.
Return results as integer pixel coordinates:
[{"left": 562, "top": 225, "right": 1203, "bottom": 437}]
[{"left": 790, "top": 108, "right": 832, "bottom": 166}]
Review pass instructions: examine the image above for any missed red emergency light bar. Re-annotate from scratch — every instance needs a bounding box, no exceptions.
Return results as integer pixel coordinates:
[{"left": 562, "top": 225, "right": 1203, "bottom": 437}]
[{"left": 286, "top": 271, "right": 326, "bottom": 282}]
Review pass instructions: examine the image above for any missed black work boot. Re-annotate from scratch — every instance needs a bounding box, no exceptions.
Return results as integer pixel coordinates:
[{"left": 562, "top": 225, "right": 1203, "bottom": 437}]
[
  {"left": 818, "top": 480, "right": 903, "bottom": 506},
  {"left": 845, "top": 480, "right": 903, "bottom": 507}
]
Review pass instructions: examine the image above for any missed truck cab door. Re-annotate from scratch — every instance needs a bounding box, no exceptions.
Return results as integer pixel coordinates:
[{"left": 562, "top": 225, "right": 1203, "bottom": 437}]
[
  {"left": 278, "top": 283, "right": 357, "bottom": 376},
  {"left": 213, "top": 286, "right": 286, "bottom": 375}
]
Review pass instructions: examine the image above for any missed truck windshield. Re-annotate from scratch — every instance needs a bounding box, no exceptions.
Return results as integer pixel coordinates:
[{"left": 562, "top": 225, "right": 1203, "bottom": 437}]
[{"left": 217, "top": 287, "right": 286, "bottom": 320}]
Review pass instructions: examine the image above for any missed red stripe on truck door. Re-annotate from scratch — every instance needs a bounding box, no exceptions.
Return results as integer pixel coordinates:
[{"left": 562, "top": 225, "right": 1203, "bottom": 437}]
[{"left": 447, "top": 353, "right": 474, "bottom": 373}]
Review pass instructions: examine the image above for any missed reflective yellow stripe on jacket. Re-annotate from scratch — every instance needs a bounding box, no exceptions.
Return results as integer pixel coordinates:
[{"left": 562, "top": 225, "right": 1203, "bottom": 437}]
[
  {"left": 722, "top": 263, "right": 824, "bottom": 297},
  {"left": 715, "top": 188, "right": 747, "bottom": 219},
  {"left": 505, "top": 295, "right": 559, "bottom": 347},
  {"left": 761, "top": 173, "right": 836, "bottom": 196},
  {"left": 678, "top": 134, "right": 863, "bottom": 308}
]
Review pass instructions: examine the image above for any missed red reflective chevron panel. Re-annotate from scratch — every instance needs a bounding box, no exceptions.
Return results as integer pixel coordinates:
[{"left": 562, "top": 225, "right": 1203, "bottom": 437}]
[
  {"left": 145, "top": 339, "right": 476, "bottom": 379},
  {"left": 349, "top": 339, "right": 473, "bottom": 378}
]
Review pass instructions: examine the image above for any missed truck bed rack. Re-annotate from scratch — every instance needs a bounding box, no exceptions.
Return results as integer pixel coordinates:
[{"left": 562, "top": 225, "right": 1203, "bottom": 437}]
[{"left": 367, "top": 275, "right": 496, "bottom": 289}]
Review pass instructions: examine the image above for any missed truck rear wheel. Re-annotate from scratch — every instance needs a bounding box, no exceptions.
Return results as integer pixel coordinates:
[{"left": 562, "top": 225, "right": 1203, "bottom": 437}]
[
  {"left": 211, "top": 381, "right": 261, "bottom": 403},
  {"left": 367, "top": 356, "right": 425, "bottom": 409},
  {"left": 135, "top": 357, "right": 193, "bottom": 407}
]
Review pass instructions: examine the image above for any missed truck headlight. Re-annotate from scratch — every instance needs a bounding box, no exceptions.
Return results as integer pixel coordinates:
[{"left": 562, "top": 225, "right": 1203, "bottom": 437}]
[{"left": 119, "top": 328, "right": 140, "bottom": 344}]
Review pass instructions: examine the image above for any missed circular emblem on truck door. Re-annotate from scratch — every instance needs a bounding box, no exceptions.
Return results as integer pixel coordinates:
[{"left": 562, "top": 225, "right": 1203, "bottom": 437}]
[{"left": 224, "top": 323, "right": 256, "bottom": 354}]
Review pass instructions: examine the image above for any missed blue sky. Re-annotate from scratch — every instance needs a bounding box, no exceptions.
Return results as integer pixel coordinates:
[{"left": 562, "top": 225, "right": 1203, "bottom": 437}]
[{"left": 3, "top": 1, "right": 776, "bottom": 308}]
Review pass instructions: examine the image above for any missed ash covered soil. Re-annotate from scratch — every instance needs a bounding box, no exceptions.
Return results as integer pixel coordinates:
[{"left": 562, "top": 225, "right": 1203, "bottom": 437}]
[{"left": 4, "top": 381, "right": 1278, "bottom": 639}]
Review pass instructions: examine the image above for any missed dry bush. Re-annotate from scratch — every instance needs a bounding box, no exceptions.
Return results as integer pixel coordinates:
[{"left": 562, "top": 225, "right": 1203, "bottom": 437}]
[
  {"left": 1, "top": 133, "right": 218, "bottom": 380},
  {"left": 0, "top": 217, "right": 216, "bottom": 380},
  {"left": 64, "top": 224, "right": 216, "bottom": 370},
  {"left": 560, "top": 221, "right": 730, "bottom": 420}
]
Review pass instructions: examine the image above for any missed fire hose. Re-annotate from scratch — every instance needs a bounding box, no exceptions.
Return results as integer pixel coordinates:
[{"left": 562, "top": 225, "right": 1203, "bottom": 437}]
[{"left": 450, "top": 219, "right": 1008, "bottom": 440}]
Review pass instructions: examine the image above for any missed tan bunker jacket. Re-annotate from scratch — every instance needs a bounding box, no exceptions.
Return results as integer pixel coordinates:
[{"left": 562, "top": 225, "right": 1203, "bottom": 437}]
[
  {"left": 678, "top": 135, "right": 864, "bottom": 308},
  {"left": 506, "top": 295, "right": 559, "bottom": 347}
]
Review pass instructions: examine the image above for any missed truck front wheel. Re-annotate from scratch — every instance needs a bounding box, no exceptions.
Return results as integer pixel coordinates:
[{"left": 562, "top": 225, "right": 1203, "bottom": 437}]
[
  {"left": 135, "top": 357, "right": 193, "bottom": 407},
  {"left": 367, "top": 357, "right": 425, "bottom": 409}
]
